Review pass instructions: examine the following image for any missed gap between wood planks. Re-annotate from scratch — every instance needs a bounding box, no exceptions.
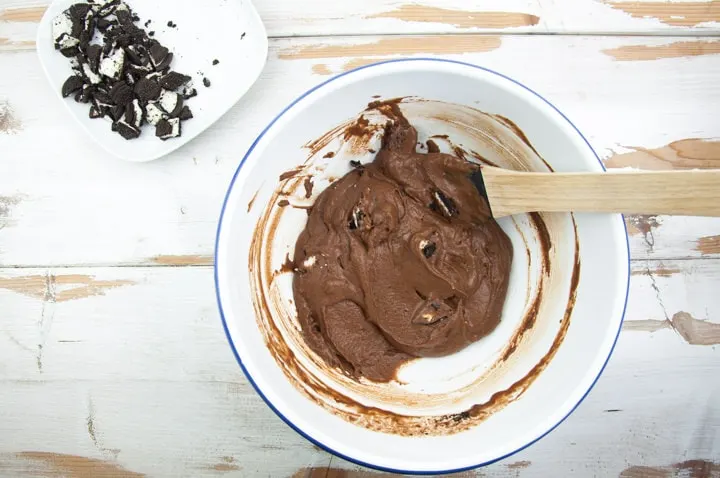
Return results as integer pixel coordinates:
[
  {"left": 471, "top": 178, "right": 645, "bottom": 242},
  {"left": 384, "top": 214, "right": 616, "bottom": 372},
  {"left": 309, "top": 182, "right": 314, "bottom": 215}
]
[
  {"left": 0, "top": 256, "right": 714, "bottom": 269},
  {"left": 2, "top": 31, "right": 720, "bottom": 55}
]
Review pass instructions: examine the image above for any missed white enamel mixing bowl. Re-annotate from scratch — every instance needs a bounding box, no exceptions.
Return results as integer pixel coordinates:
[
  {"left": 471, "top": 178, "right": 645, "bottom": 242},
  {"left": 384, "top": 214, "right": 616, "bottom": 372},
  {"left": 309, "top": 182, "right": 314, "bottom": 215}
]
[{"left": 215, "top": 59, "right": 630, "bottom": 474}]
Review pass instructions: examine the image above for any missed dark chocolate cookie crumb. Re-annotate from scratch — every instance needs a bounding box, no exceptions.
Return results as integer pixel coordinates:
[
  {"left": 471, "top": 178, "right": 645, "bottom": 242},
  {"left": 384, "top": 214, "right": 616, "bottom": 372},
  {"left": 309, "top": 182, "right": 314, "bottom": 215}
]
[
  {"left": 212, "top": 59, "right": 219, "bottom": 65},
  {"left": 89, "top": 105, "right": 103, "bottom": 118},
  {"left": 178, "top": 105, "right": 193, "bottom": 120},
  {"left": 110, "top": 81, "right": 134, "bottom": 105},
  {"left": 134, "top": 77, "right": 161, "bottom": 102},
  {"left": 155, "top": 117, "right": 180, "bottom": 140},
  {"left": 202, "top": 77, "right": 211, "bottom": 88},
  {"left": 114, "top": 120, "right": 141, "bottom": 139},
  {"left": 61, "top": 75, "right": 84, "bottom": 97},
  {"left": 160, "top": 71, "right": 191, "bottom": 90}
]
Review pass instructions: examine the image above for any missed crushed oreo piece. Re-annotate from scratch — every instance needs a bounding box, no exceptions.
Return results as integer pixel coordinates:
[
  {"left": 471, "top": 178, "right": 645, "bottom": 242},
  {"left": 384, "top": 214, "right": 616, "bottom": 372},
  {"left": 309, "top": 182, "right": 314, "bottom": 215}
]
[
  {"left": 349, "top": 160, "right": 362, "bottom": 169},
  {"left": 78, "top": 84, "right": 94, "bottom": 103},
  {"left": 421, "top": 241, "right": 436, "bottom": 258},
  {"left": 180, "top": 85, "right": 197, "bottom": 99},
  {"left": 160, "top": 71, "right": 191, "bottom": 90},
  {"left": 92, "top": 0, "right": 121, "bottom": 17},
  {"left": 115, "top": 9, "right": 131, "bottom": 24},
  {"left": 61, "top": 75, "right": 84, "bottom": 97},
  {"left": 158, "top": 89, "right": 182, "bottom": 117},
  {"left": 134, "top": 76, "right": 161, "bottom": 102},
  {"left": 124, "top": 45, "right": 143, "bottom": 65},
  {"left": 202, "top": 77, "right": 211, "bottom": 88},
  {"left": 110, "top": 80, "right": 133, "bottom": 105},
  {"left": 52, "top": 11, "right": 81, "bottom": 50},
  {"left": 412, "top": 313, "right": 447, "bottom": 326},
  {"left": 348, "top": 207, "right": 364, "bottom": 230},
  {"left": 82, "top": 62, "right": 103, "bottom": 84},
  {"left": 98, "top": 47, "right": 125, "bottom": 80},
  {"left": 155, "top": 117, "right": 180, "bottom": 140},
  {"left": 86, "top": 44, "right": 103, "bottom": 71},
  {"left": 144, "top": 101, "right": 165, "bottom": 125},
  {"left": 155, "top": 51, "right": 173, "bottom": 71},
  {"left": 124, "top": 98, "right": 144, "bottom": 128},
  {"left": 108, "top": 104, "right": 125, "bottom": 121},
  {"left": 114, "top": 118, "right": 140, "bottom": 139},
  {"left": 89, "top": 105, "right": 104, "bottom": 118},
  {"left": 178, "top": 105, "right": 193, "bottom": 120},
  {"left": 212, "top": 59, "right": 219, "bottom": 65},
  {"left": 147, "top": 41, "right": 169, "bottom": 67},
  {"left": 431, "top": 190, "right": 459, "bottom": 218},
  {"left": 95, "top": 16, "right": 112, "bottom": 31}
]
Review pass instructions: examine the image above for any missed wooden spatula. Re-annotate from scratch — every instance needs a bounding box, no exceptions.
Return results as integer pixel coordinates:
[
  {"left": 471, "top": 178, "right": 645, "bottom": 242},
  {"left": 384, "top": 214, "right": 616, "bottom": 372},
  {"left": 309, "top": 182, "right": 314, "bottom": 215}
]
[{"left": 469, "top": 167, "right": 720, "bottom": 218}]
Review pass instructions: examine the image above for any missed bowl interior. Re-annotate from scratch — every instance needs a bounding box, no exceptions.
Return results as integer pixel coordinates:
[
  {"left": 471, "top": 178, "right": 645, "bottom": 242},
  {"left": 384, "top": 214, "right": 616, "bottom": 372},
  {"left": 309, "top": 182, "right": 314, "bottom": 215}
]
[
  {"left": 37, "top": 0, "right": 268, "bottom": 162},
  {"left": 216, "top": 60, "right": 629, "bottom": 473}
]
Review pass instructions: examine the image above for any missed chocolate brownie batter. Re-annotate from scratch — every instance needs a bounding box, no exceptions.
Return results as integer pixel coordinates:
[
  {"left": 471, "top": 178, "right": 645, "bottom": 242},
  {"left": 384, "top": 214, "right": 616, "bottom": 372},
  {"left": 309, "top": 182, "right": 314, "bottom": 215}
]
[{"left": 292, "top": 107, "right": 513, "bottom": 382}]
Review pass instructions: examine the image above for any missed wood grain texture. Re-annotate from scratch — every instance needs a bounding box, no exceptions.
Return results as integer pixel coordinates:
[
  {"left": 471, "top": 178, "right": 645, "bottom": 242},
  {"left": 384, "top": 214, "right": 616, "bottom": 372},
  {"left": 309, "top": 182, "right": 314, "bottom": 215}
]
[
  {"left": 0, "top": 273, "right": 135, "bottom": 302},
  {"left": 482, "top": 168, "right": 720, "bottom": 217},
  {"left": 604, "top": 139, "right": 720, "bottom": 170},
  {"left": 603, "top": 0, "right": 720, "bottom": 27},
  {"left": 3, "top": 0, "right": 720, "bottom": 36},
  {"left": 623, "top": 312, "right": 720, "bottom": 345},
  {"left": 150, "top": 254, "right": 214, "bottom": 266},
  {"left": 697, "top": 235, "right": 720, "bottom": 255},
  {"left": 0, "top": 261, "right": 717, "bottom": 475},
  {"left": 2, "top": 1, "right": 720, "bottom": 473},
  {"left": 0, "top": 452, "right": 145, "bottom": 478},
  {"left": 603, "top": 39, "right": 720, "bottom": 61},
  {"left": 1, "top": 34, "right": 719, "bottom": 266},
  {"left": 0, "top": 5, "right": 44, "bottom": 22},
  {"left": 619, "top": 460, "right": 720, "bottom": 478},
  {"left": 0, "top": 37, "right": 35, "bottom": 51},
  {"left": 278, "top": 35, "right": 501, "bottom": 60},
  {"left": 366, "top": 5, "right": 540, "bottom": 29}
]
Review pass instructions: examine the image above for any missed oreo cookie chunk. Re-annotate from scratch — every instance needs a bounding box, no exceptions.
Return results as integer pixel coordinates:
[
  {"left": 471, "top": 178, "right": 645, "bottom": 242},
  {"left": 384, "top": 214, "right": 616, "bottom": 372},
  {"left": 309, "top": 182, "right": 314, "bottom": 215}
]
[
  {"left": 61, "top": 75, "right": 85, "bottom": 97},
  {"left": 53, "top": 0, "right": 199, "bottom": 141},
  {"left": 52, "top": 7, "right": 82, "bottom": 51},
  {"left": 144, "top": 101, "right": 165, "bottom": 125},
  {"left": 158, "top": 89, "right": 183, "bottom": 117},
  {"left": 155, "top": 117, "right": 180, "bottom": 140},
  {"left": 134, "top": 76, "right": 161, "bottom": 102},
  {"left": 159, "top": 71, "right": 190, "bottom": 90},
  {"left": 98, "top": 47, "right": 125, "bottom": 80}
]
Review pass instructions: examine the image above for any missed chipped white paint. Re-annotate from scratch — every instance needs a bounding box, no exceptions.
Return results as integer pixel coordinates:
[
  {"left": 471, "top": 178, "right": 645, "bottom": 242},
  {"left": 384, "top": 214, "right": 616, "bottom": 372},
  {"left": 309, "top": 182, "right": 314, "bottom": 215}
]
[
  {"left": 0, "top": 0, "right": 719, "bottom": 475},
  {"left": 1, "top": 34, "right": 719, "bottom": 265},
  {"left": 1, "top": 0, "right": 720, "bottom": 37}
]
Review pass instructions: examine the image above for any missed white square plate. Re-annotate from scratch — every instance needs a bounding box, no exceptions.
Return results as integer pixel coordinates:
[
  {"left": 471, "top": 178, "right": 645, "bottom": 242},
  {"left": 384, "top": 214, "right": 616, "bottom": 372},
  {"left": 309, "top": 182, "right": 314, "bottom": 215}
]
[{"left": 37, "top": 0, "right": 268, "bottom": 162}]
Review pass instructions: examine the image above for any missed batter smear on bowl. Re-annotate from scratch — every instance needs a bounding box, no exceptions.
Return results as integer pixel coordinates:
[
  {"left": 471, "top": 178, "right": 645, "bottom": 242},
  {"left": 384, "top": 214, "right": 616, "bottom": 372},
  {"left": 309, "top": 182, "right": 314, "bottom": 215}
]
[{"left": 292, "top": 103, "right": 513, "bottom": 382}]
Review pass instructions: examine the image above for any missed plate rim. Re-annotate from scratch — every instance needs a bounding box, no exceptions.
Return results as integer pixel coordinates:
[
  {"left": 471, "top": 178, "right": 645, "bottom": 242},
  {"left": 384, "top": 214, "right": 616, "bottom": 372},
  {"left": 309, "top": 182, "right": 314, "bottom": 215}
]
[{"left": 36, "top": 0, "right": 269, "bottom": 162}]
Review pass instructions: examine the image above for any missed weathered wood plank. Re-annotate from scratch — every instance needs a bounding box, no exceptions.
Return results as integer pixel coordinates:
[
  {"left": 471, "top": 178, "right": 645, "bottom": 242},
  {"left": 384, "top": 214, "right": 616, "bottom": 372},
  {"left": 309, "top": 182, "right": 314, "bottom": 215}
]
[
  {"left": 0, "top": 35, "right": 718, "bottom": 267},
  {"left": 1, "top": 0, "right": 719, "bottom": 39},
  {"left": 0, "top": 261, "right": 717, "bottom": 476}
]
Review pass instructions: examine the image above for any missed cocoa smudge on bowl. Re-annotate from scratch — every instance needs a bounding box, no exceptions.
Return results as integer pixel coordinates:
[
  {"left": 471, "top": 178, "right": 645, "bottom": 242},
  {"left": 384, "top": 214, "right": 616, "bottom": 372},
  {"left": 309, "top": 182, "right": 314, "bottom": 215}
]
[{"left": 248, "top": 97, "right": 581, "bottom": 436}]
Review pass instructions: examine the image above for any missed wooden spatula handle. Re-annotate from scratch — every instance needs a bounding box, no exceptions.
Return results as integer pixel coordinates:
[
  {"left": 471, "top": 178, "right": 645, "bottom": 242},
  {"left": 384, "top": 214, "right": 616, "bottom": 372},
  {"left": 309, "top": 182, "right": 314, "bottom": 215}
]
[{"left": 482, "top": 167, "right": 720, "bottom": 218}]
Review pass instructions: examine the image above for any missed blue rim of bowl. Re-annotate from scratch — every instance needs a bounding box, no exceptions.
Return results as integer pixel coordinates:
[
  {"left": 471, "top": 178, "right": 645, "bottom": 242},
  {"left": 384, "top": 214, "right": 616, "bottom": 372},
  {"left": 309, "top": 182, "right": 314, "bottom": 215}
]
[{"left": 214, "top": 58, "right": 631, "bottom": 475}]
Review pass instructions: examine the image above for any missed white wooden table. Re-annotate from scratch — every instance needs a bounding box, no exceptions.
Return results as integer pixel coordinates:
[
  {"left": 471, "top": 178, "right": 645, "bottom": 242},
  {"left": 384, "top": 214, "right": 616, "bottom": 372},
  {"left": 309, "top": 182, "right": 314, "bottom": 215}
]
[{"left": 1, "top": 1, "right": 720, "bottom": 476}]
